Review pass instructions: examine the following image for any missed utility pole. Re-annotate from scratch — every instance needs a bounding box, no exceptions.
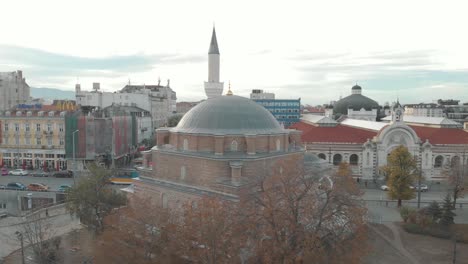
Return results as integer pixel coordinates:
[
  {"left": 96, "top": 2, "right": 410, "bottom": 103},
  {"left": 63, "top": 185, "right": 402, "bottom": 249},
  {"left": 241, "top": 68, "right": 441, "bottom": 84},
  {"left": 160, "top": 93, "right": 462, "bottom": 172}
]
[
  {"left": 72, "top": 129, "right": 79, "bottom": 185},
  {"left": 15, "top": 231, "right": 25, "bottom": 264},
  {"left": 452, "top": 235, "right": 457, "bottom": 264},
  {"left": 417, "top": 149, "right": 422, "bottom": 209}
]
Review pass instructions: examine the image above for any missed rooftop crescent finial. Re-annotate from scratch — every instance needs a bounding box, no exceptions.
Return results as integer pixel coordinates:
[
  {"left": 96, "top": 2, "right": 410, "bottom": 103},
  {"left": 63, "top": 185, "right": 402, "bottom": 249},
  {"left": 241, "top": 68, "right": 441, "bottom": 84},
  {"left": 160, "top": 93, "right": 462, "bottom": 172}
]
[{"left": 226, "top": 81, "right": 233, "bottom": 96}]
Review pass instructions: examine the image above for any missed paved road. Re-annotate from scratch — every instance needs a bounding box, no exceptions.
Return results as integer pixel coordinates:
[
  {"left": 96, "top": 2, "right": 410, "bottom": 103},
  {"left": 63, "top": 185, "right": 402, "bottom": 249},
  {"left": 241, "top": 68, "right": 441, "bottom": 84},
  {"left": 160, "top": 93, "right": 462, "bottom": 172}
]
[
  {"left": 0, "top": 175, "right": 74, "bottom": 191},
  {"left": 363, "top": 189, "right": 468, "bottom": 203}
]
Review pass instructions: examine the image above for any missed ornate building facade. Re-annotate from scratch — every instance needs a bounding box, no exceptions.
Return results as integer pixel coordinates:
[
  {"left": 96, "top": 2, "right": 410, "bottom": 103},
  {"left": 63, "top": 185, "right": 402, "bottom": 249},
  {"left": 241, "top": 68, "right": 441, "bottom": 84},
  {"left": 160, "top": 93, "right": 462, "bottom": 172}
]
[
  {"left": 292, "top": 102, "right": 468, "bottom": 180},
  {"left": 0, "top": 104, "right": 73, "bottom": 170}
]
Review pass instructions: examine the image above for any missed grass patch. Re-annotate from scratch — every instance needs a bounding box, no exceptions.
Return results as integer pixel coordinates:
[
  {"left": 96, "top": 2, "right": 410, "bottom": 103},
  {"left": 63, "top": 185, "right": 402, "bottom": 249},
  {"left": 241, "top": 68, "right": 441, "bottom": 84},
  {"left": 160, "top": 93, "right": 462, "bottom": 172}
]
[{"left": 402, "top": 223, "right": 468, "bottom": 243}]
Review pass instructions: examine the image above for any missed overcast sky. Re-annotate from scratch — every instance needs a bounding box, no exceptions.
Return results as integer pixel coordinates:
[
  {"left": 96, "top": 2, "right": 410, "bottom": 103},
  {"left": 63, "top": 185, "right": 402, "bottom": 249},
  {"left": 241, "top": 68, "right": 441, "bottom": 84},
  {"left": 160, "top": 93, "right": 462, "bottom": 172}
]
[{"left": 1, "top": 0, "right": 468, "bottom": 105}]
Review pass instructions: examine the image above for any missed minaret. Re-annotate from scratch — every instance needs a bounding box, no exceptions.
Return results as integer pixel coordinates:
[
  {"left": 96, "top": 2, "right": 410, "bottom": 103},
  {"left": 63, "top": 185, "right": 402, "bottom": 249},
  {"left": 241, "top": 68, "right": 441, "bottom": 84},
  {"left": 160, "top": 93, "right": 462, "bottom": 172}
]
[{"left": 204, "top": 27, "right": 224, "bottom": 98}]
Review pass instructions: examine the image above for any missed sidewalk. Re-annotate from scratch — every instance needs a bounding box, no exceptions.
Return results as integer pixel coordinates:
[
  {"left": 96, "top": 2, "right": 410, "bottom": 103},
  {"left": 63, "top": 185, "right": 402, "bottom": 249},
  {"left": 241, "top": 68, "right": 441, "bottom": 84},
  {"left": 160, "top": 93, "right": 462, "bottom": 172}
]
[{"left": 0, "top": 207, "right": 81, "bottom": 260}]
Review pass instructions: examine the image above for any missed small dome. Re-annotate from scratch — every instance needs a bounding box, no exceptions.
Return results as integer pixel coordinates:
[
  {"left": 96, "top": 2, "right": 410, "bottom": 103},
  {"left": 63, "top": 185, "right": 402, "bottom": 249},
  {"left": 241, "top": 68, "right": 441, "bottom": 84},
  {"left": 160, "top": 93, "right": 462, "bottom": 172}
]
[
  {"left": 173, "top": 95, "right": 284, "bottom": 135},
  {"left": 351, "top": 84, "right": 362, "bottom": 90}
]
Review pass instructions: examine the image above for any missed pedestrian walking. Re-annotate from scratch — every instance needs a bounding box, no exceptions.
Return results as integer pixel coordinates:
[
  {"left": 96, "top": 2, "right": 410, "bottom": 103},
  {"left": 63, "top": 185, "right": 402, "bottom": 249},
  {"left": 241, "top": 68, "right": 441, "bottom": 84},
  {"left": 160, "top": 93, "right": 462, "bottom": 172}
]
[{"left": 364, "top": 181, "right": 368, "bottom": 188}]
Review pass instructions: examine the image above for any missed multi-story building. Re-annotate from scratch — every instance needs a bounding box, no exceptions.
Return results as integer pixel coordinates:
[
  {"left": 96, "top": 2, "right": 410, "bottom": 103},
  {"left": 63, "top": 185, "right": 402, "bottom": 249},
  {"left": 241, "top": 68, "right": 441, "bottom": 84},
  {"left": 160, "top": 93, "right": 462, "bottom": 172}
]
[
  {"left": 0, "top": 103, "right": 75, "bottom": 170},
  {"left": 75, "top": 81, "right": 176, "bottom": 129},
  {"left": 253, "top": 98, "right": 301, "bottom": 128},
  {"left": 250, "top": 89, "right": 275, "bottom": 100},
  {"left": 0, "top": 70, "right": 30, "bottom": 111},
  {"left": 65, "top": 109, "right": 136, "bottom": 169},
  {"left": 102, "top": 104, "right": 152, "bottom": 144},
  {"left": 176, "top": 101, "right": 201, "bottom": 114},
  {"left": 404, "top": 103, "right": 444, "bottom": 117}
]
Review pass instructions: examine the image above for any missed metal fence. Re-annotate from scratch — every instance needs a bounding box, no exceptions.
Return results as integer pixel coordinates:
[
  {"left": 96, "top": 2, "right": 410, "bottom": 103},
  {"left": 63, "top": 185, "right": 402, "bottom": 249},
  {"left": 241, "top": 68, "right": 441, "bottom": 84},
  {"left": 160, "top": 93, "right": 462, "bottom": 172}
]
[{"left": 364, "top": 199, "right": 468, "bottom": 209}]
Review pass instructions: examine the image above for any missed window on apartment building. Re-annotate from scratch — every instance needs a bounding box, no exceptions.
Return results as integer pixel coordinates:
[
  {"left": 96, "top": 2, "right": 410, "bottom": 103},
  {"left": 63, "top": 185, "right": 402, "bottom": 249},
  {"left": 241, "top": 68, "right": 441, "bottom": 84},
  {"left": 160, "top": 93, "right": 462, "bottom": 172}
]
[
  {"left": 26, "top": 137, "right": 30, "bottom": 145},
  {"left": 15, "top": 123, "right": 19, "bottom": 131},
  {"left": 37, "top": 138, "right": 41, "bottom": 145},
  {"left": 59, "top": 138, "right": 64, "bottom": 146},
  {"left": 4, "top": 123, "right": 8, "bottom": 131},
  {"left": 0, "top": 203, "right": 6, "bottom": 209},
  {"left": 59, "top": 124, "right": 64, "bottom": 132},
  {"left": 47, "top": 123, "right": 52, "bottom": 131},
  {"left": 15, "top": 137, "right": 19, "bottom": 145},
  {"left": 4, "top": 137, "right": 8, "bottom": 144},
  {"left": 25, "top": 123, "right": 30, "bottom": 132},
  {"left": 47, "top": 138, "right": 52, "bottom": 146},
  {"left": 36, "top": 124, "right": 41, "bottom": 132}
]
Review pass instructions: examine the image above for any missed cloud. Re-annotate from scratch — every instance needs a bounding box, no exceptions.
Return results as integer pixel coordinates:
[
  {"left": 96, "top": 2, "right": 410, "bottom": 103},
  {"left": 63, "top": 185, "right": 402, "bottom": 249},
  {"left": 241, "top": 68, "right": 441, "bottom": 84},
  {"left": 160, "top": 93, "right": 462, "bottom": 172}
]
[{"left": 0, "top": 45, "right": 203, "bottom": 78}]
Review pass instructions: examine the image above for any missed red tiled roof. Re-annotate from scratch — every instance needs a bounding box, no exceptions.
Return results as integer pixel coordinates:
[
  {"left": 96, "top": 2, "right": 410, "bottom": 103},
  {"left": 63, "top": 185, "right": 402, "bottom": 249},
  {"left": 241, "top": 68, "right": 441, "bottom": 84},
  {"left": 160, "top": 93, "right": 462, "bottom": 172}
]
[
  {"left": 409, "top": 125, "right": 468, "bottom": 145},
  {"left": 290, "top": 121, "right": 377, "bottom": 143}
]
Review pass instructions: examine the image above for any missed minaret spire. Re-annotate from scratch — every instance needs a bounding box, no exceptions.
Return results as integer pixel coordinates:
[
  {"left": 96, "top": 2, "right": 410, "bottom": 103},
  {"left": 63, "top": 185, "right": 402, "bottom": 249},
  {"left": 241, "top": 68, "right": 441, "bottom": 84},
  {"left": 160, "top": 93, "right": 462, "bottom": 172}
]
[
  {"left": 208, "top": 26, "right": 220, "bottom": 54},
  {"left": 204, "top": 26, "right": 224, "bottom": 98}
]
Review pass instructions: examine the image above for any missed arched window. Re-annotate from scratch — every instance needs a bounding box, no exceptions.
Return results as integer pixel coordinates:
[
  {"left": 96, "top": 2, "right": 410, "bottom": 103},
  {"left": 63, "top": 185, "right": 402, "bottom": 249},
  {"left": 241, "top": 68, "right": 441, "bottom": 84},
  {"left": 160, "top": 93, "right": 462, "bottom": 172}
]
[
  {"left": 276, "top": 139, "right": 281, "bottom": 151},
  {"left": 183, "top": 139, "right": 188, "bottom": 151},
  {"left": 180, "top": 165, "right": 186, "bottom": 180},
  {"left": 318, "top": 153, "right": 326, "bottom": 160},
  {"left": 350, "top": 154, "right": 359, "bottom": 165},
  {"left": 230, "top": 140, "right": 238, "bottom": 152},
  {"left": 366, "top": 152, "right": 370, "bottom": 166},
  {"left": 434, "top": 155, "right": 443, "bottom": 168},
  {"left": 333, "top": 154, "right": 342, "bottom": 165},
  {"left": 451, "top": 156, "right": 460, "bottom": 168}
]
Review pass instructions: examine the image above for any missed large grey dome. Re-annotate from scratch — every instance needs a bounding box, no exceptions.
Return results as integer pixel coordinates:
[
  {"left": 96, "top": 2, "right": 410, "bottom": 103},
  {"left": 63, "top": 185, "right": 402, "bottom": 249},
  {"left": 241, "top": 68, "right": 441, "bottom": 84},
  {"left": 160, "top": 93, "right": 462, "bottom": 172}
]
[
  {"left": 173, "top": 95, "right": 285, "bottom": 135},
  {"left": 333, "top": 94, "right": 379, "bottom": 117}
]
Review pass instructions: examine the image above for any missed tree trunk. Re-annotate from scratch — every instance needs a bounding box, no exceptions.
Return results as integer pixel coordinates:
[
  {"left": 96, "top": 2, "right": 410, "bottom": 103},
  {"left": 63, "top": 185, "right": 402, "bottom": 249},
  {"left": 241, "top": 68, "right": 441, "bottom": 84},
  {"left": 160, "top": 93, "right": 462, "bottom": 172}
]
[{"left": 398, "top": 199, "right": 402, "bottom": 207}]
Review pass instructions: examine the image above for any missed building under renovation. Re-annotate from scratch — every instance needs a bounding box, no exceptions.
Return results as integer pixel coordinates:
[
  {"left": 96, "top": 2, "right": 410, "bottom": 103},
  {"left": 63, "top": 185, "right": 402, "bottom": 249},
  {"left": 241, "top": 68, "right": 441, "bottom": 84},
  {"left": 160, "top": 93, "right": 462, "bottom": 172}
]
[{"left": 65, "top": 108, "right": 137, "bottom": 170}]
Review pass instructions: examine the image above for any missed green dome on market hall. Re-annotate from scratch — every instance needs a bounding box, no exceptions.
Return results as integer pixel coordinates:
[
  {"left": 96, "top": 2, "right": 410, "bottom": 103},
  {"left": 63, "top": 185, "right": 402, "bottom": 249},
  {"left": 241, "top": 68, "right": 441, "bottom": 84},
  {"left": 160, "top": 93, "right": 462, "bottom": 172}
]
[{"left": 333, "top": 84, "right": 379, "bottom": 117}]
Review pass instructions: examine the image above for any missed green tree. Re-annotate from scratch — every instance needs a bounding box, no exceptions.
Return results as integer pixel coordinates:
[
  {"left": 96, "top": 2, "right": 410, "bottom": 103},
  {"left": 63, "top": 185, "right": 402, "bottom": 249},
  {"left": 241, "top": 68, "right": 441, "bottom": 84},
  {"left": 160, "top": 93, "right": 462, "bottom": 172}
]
[
  {"left": 426, "top": 201, "right": 442, "bottom": 223},
  {"left": 440, "top": 193, "right": 456, "bottom": 227},
  {"left": 383, "top": 145, "right": 417, "bottom": 207},
  {"left": 167, "top": 114, "right": 183, "bottom": 127},
  {"left": 66, "top": 164, "right": 127, "bottom": 232}
]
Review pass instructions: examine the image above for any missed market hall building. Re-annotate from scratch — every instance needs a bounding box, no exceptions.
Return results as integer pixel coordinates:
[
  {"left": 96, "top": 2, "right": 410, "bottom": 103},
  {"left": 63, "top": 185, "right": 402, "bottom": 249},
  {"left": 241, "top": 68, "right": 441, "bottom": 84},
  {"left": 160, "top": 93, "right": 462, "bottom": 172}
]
[{"left": 292, "top": 102, "right": 468, "bottom": 180}]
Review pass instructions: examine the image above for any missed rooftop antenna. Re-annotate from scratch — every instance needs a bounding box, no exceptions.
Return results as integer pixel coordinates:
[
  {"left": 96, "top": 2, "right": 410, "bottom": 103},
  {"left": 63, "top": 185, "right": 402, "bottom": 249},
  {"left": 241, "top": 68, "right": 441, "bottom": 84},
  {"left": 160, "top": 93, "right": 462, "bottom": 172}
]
[{"left": 158, "top": 77, "right": 161, "bottom": 86}]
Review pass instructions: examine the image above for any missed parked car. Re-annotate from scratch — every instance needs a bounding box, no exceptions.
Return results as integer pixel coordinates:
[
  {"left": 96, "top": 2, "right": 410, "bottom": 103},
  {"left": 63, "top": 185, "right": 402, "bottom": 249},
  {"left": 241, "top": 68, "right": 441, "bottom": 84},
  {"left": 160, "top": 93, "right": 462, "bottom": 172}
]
[
  {"left": 1, "top": 168, "right": 8, "bottom": 176},
  {"left": 32, "top": 171, "right": 49, "bottom": 177},
  {"left": 6, "top": 182, "right": 26, "bottom": 190},
  {"left": 0, "top": 185, "right": 6, "bottom": 189},
  {"left": 57, "top": 184, "right": 71, "bottom": 193},
  {"left": 53, "top": 171, "right": 73, "bottom": 178},
  {"left": 9, "top": 169, "right": 28, "bottom": 176},
  {"left": 27, "top": 183, "right": 49, "bottom": 192},
  {"left": 380, "top": 185, "right": 389, "bottom": 191},
  {"left": 411, "top": 184, "right": 429, "bottom": 192}
]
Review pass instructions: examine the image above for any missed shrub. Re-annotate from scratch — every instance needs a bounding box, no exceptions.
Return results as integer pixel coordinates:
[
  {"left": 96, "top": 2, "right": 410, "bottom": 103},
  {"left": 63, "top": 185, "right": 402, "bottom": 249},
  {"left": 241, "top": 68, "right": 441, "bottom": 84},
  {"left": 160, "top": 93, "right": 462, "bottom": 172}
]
[{"left": 400, "top": 206, "right": 416, "bottom": 223}]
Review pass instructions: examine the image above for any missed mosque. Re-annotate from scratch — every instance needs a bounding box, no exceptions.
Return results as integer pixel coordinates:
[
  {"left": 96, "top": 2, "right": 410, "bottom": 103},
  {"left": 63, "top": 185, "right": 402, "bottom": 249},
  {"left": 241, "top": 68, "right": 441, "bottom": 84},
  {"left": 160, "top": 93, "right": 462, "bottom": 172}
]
[{"left": 135, "top": 28, "right": 307, "bottom": 205}]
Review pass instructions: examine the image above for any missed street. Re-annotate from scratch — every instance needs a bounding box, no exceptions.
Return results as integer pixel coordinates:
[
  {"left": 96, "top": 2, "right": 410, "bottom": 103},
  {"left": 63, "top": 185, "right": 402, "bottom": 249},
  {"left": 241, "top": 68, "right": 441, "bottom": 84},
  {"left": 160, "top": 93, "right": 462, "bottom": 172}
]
[
  {"left": 363, "top": 188, "right": 468, "bottom": 203},
  {"left": 0, "top": 175, "right": 74, "bottom": 191}
]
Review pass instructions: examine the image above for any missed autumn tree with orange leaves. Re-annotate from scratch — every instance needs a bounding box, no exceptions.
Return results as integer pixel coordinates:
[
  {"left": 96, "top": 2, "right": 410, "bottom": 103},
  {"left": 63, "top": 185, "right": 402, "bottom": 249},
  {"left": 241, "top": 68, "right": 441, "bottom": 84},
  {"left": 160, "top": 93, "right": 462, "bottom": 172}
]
[
  {"left": 241, "top": 161, "right": 368, "bottom": 264},
  {"left": 93, "top": 162, "right": 368, "bottom": 263}
]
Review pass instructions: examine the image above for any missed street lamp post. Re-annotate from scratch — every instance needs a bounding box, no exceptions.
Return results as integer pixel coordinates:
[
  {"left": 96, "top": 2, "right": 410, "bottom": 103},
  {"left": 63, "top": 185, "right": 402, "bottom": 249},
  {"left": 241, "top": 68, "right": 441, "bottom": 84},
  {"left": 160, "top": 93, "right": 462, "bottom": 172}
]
[
  {"left": 15, "top": 231, "right": 25, "bottom": 264},
  {"left": 72, "top": 129, "right": 79, "bottom": 185}
]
